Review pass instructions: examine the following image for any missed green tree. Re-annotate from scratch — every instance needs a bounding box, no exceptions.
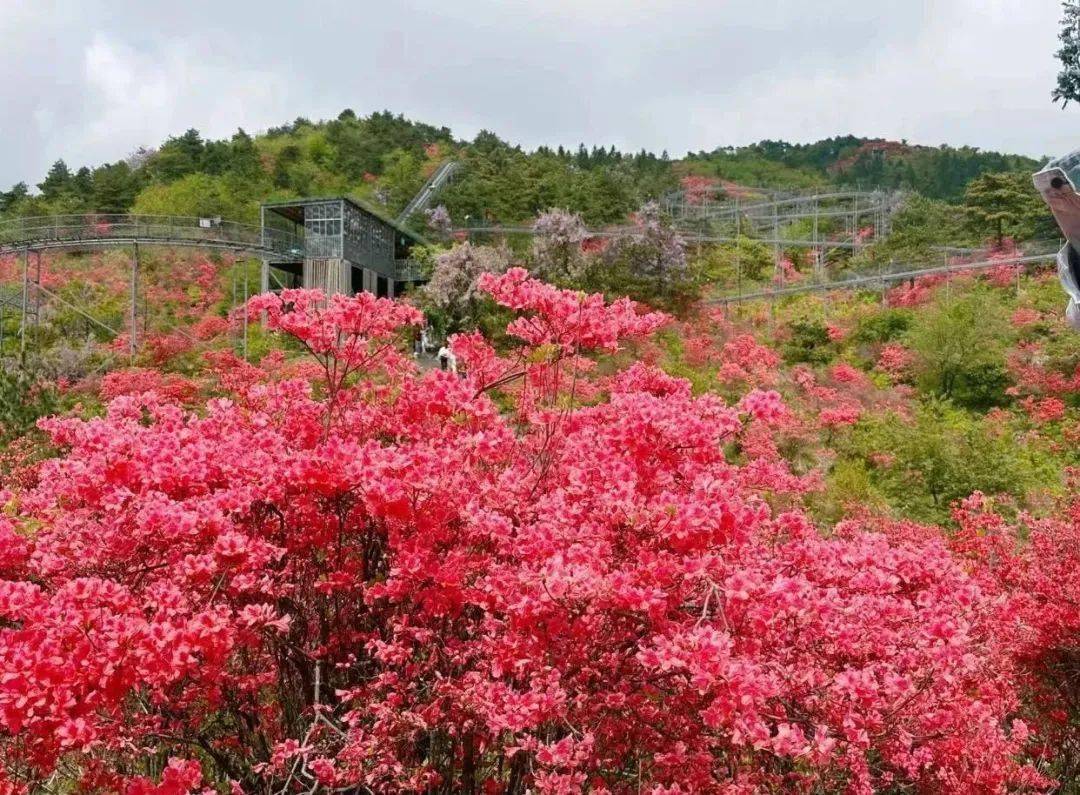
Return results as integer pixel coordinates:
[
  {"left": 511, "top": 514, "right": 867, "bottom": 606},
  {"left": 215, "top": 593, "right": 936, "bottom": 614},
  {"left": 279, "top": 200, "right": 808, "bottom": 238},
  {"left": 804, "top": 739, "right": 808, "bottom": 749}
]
[
  {"left": 1054, "top": 1, "right": 1080, "bottom": 106},
  {"left": 906, "top": 290, "right": 1013, "bottom": 407},
  {"left": 876, "top": 195, "right": 969, "bottom": 259},
  {"left": 962, "top": 171, "right": 1052, "bottom": 244},
  {"left": 37, "top": 160, "right": 73, "bottom": 201},
  {"left": 379, "top": 149, "right": 423, "bottom": 212},
  {"left": 848, "top": 400, "right": 1055, "bottom": 524},
  {"left": 71, "top": 167, "right": 94, "bottom": 201},
  {"left": 227, "top": 129, "right": 264, "bottom": 179},
  {"left": 783, "top": 320, "right": 836, "bottom": 365},
  {"left": 0, "top": 183, "right": 29, "bottom": 214},
  {"left": 0, "top": 369, "right": 56, "bottom": 444},
  {"left": 151, "top": 129, "right": 206, "bottom": 182},
  {"left": 91, "top": 162, "right": 141, "bottom": 214},
  {"left": 854, "top": 307, "right": 913, "bottom": 344},
  {"left": 132, "top": 173, "right": 256, "bottom": 221}
]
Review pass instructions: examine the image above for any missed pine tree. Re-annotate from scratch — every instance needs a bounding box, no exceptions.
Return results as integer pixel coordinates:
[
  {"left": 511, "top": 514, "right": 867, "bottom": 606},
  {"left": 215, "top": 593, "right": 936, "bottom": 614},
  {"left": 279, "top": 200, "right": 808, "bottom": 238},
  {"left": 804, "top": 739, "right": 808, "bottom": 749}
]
[
  {"left": 91, "top": 162, "right": 139, "bottom": 214},
  {"left": 72, "top": 166, "right": 94, "bottom": 199},
  {"left": 1054, "top": 2, "right": 1080, "bottom": 106},
  {"left": 962, "top": 171, "right": 1048, "bottom": 244},
  {"left": 37, "top": 160, "right": 72, "bottom": 200},
  {"left": 0, "top": 182, "right": 28, "bottom": 214}
]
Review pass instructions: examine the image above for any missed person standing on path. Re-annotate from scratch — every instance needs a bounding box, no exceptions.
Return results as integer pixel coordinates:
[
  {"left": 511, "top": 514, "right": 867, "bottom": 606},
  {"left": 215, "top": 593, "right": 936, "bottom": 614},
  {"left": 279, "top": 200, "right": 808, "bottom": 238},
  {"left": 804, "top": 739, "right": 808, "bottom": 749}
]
[{"left": 436, "top": 344, "right": 458, "bottom": 374}]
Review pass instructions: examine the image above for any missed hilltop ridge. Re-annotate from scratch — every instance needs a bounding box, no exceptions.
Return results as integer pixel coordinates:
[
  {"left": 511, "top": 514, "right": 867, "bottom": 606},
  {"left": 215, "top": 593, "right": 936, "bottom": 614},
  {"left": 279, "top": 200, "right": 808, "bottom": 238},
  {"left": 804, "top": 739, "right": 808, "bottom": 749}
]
[{"left": 0, "top": 110, "right": 1046, "bottom": 230}]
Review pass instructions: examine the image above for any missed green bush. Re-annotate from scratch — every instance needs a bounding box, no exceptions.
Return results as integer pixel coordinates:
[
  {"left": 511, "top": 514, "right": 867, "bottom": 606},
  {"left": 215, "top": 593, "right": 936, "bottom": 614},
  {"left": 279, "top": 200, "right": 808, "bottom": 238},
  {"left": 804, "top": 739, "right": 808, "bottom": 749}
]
[
  {"left": 0, "top": 368, "right": 57, "bottom": 443},
  {"left": 783, "top": 320, "right": 835, "bottom": 365},
  {"left": 844, "top": 400, "right": 1057, "bottom": 524},
  {"left": 905, "top": 290, "right": 1014, "bottom": 408},
  {"left": 854, "top": 308, "right": 913, "bottom": 344}
]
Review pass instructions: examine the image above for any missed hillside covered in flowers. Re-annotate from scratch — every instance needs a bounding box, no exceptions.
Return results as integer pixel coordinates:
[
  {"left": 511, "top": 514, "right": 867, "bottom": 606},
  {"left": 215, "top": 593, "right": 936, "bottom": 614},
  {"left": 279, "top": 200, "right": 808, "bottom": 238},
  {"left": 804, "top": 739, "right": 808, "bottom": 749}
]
[{"left": 1, "top": 211, "right": 1080, "bottom": 794}]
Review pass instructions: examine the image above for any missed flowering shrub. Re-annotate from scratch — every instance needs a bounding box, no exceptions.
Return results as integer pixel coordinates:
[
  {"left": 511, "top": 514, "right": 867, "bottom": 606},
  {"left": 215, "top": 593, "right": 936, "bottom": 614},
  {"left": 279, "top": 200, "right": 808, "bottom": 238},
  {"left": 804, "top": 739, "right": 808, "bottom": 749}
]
[
  {"left": 876, "top": 343, "right": 914, "bottom": 377},
  {"left": 825, "top": 323, "right": 847, "bottom": 342},
  {"left": 679, "top": 174, "right": 719, "bottom": 205},
  {"left": 1021, "top": 396, "right": 1067, "bottom": 425},
  {"left": 1011, "top": 307, "right": 1043, "bottom": 328},
  {"left": 0, "top": 274, "right": 1061, "bottom": 793},
  {"left": 531, "top": 208, "right": 589, "bottom": 283},
  {"left": 421, "top": 242, "right": 510, "bottom": 331},
  {"left": 425, "top": 204, "right": 452, "bottom": 238},
  {"left": 772, "top": 257, "right": 803, "bottom": 286},
  {"left": 717, "top": 333, "right": 781, "bottom": 387}
]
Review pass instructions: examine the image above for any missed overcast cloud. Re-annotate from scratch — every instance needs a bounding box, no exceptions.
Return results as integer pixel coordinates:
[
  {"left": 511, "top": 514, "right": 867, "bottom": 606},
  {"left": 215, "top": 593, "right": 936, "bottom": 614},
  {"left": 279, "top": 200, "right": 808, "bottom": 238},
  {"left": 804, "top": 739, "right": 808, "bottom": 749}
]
[{"left": 0, "top": 0, "right": 1076, "bottom": 188}]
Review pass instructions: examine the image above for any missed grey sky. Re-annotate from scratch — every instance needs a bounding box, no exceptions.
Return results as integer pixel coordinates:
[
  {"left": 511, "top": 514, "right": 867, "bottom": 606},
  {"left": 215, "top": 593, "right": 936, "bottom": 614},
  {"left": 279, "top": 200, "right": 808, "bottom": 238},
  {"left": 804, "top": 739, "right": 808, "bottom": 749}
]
[{"left": 0, "top": 0, "right": 1076, "bottom": 188}]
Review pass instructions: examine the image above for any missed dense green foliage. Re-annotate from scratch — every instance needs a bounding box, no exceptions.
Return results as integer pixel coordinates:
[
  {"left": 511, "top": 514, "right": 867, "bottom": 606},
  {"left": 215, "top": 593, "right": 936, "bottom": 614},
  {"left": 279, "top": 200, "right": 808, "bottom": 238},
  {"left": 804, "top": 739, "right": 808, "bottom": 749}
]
[
  {"left": 0, "top": 368, "right": 56, "bottom": 443},
  {"left": 846, "top": 399, "right": 1053, "bottom": 524},
  {"left": 0, "top": 109, "right": 1051, "bottom": 234},
  {"left": 1055, "top": 1, "right": 1080, "bottom": 107},
  {"left": 906, "top": 290, "right": 1014, "bottom": 407},
  {"left": 684, "top": 136, "right": 1043, "bottom": 201}
]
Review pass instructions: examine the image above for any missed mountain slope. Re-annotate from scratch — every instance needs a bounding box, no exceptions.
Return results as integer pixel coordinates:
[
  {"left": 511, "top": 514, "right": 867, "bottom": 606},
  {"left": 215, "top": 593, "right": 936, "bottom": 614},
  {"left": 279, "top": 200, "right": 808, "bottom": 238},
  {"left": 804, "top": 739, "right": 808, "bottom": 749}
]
[{"left": 0, "top": 110, "right": 1048, "bottom": 230}]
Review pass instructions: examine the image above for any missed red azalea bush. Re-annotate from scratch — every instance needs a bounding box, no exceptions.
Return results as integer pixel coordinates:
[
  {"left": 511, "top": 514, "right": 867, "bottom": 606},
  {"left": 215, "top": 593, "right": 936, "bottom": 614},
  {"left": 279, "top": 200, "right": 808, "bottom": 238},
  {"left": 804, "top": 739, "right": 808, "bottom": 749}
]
[{"left": 0, "top": 272, "right": 1059, "bottom": 793}]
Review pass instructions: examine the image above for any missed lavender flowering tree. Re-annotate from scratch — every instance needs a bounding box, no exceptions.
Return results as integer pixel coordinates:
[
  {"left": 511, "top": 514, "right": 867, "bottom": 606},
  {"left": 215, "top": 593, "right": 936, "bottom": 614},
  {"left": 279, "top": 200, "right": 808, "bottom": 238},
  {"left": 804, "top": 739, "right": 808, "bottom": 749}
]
[
  {"left": 531, "top": 208, "right": 588, "bottom": 282},
  {"left": 608, "top": 201, "right": 688, "bottom": 294},
  {"left": 425, "top": 204, "right": 453, "bottom": 238},
  {"left": 422, "top": 243, "right": 509, "bottom": 331}
]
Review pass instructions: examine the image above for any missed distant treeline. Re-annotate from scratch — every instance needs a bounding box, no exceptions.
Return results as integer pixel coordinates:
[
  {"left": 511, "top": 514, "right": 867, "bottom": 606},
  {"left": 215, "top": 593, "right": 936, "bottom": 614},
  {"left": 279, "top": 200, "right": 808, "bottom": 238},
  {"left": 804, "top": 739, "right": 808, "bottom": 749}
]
[{"left": 0, "top": 110, "right": 1048, "bottom": 229}]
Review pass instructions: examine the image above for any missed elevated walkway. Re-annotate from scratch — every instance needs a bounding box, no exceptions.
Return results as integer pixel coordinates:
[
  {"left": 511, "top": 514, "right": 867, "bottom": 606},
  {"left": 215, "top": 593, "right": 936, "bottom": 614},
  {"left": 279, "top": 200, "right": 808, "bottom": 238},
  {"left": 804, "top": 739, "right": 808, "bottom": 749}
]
[
  {"left": 0, "top": 214, "right": 302, "bottom": 260},
  {"left": 396, "top": 160, "right": 461, "bottom": 225}
]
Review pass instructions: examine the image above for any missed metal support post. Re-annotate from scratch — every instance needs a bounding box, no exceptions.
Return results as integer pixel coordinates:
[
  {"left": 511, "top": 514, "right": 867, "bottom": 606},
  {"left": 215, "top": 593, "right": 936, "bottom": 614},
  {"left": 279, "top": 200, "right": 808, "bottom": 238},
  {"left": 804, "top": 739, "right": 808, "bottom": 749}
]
[
  {"left": 243, "top": 259, "right": 249, "bottom": 361},
  {"left": 852, "top": 194, "right": 859, "bottom": 254},
  {"left": 734, "top": 195, "right": 741, "bottom": 299},
  {"left": 33, "top": 251, "right": 42, "bottom": 331},
  {"left": 19, "top": 248, "right": 28, "bottom": 358},
  {"left": 130, "top": 243, "right": 139, "bottom": 360},
  {"left": 773, "top": 202, "right": 781, "bottom": 287}
]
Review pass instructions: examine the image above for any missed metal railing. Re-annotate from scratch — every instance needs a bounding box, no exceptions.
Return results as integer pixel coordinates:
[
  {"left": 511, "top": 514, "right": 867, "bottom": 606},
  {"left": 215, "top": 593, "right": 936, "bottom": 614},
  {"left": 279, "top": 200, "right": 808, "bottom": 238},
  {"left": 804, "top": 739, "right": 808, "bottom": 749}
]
[
  {"left": 394, "top": 257, "right": 426, "bottom": 282},
  {"left": 396, "top": 160, "right": 461, "bottom": 224},
  {"left": 456, "top": 224, "right": 869, "bottom": 250},
  {"left": 708, "top": 249, "right": 1060, "bottom": 305},
  {"left": 0, "top": 213, "right": 303, "bottom": 259}
]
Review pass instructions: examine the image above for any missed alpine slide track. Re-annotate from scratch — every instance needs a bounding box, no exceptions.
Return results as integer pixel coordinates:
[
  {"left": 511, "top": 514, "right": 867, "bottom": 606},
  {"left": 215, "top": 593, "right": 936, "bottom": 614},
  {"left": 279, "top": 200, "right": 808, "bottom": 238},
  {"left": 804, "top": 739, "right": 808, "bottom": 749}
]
[
  {"left": 0, "top": 213, "right": 303, "bottom": 360},
  {"left": 0, "top": 210, "right": 1063, "bottom": 364}
]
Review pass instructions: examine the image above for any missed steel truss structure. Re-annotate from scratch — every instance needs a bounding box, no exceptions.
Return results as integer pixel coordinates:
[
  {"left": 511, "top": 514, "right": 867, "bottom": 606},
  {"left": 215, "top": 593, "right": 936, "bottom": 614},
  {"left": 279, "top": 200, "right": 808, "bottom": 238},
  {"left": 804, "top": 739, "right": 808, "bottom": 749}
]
[
  {"left": 396, "top": 160, "right": 461, "bottom": 225},
  {"left": 0, "top": 213, "right": 303, "bottom": 367},
  {"left": 708, "top": 250, "right": 1059, "bottom": 306},
  {"left": 0, "top": 202, "right": 1061, "bottom": 371}
]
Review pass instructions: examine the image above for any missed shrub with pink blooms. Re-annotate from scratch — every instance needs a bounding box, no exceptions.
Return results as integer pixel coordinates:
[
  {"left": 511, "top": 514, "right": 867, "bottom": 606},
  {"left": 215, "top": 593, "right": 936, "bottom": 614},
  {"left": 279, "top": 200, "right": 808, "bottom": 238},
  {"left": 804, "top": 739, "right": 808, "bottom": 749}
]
[{"left": 0, "top": 268, "right": 1064, "bottom": 794}]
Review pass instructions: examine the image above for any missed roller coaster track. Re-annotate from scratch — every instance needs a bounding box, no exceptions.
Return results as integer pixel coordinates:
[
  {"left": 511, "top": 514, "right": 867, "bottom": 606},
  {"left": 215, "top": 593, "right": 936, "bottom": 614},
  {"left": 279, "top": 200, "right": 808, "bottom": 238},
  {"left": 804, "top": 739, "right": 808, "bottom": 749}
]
[
  {"left": 0, "top": 213, "right": 1061, "bottom": 337},
  {"left": 458, "top": 224, "right": 869, "bottom": 250},
  {"left": 0, "top": 214, "right": 303, "bottom": 259},
  {"left": 0, "top": 213, "right": 307, "bottom": 360},
  {"left": 396, "top": 160, "right": 461, "bottom": 225},
  {"left": 663, "top": 189, "right": 899, "bottom": 219},
  {"left": 457, "top": 221, "right": 1062, "bottom": 304},
  {"left": 708, "top": 251, "right": 1059, "bottom": 304},
  {"left": 662, "top": 189, "right": 905, "bottom": 254}
]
